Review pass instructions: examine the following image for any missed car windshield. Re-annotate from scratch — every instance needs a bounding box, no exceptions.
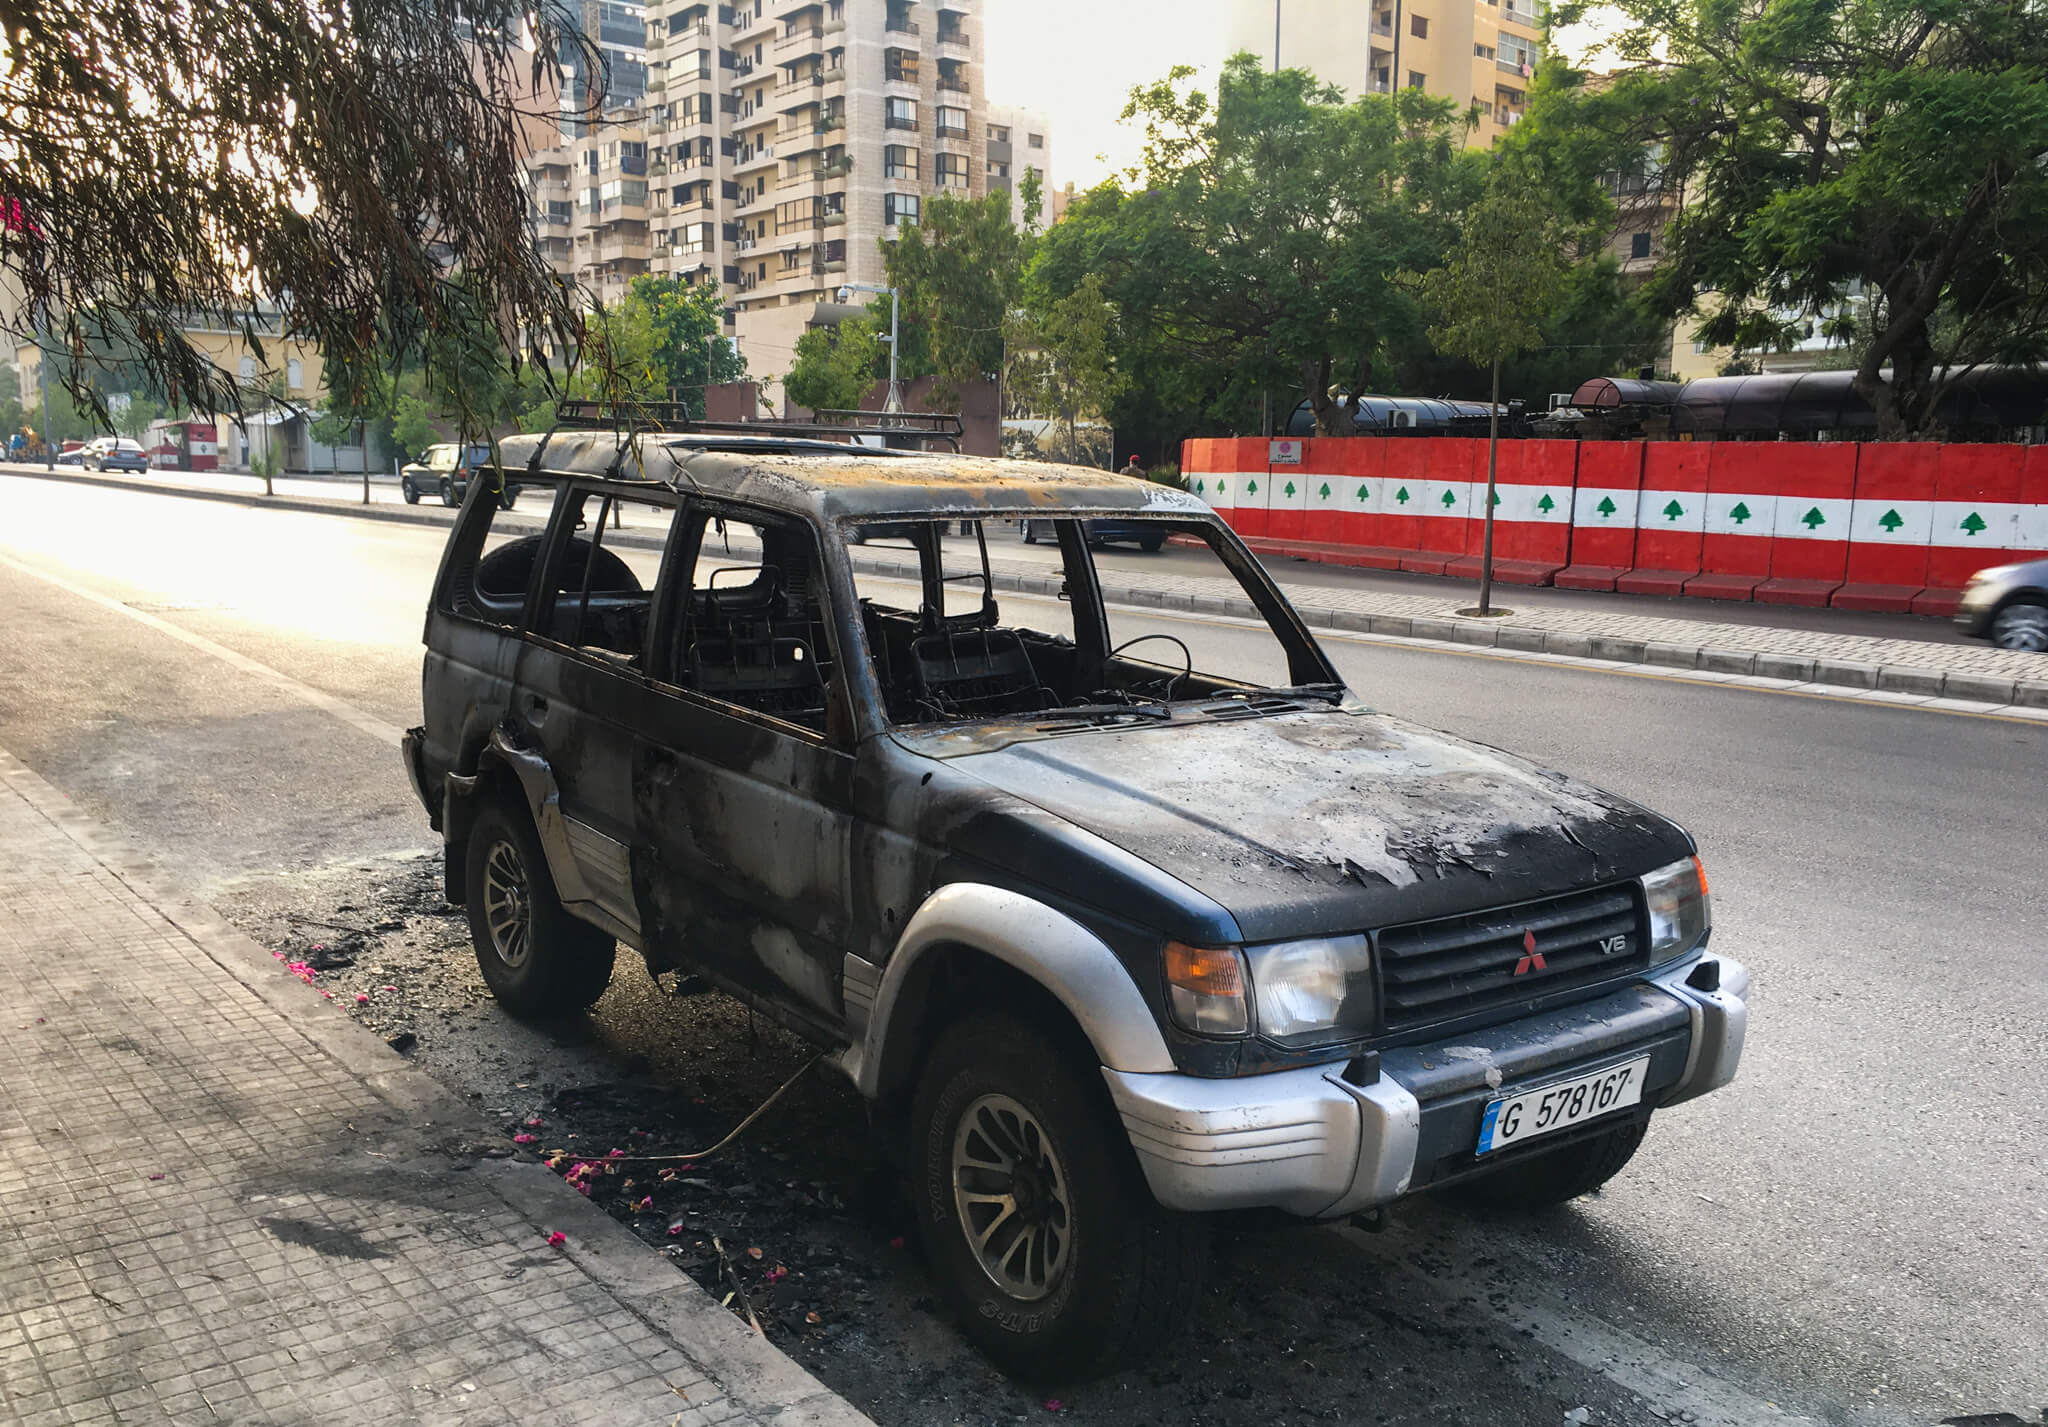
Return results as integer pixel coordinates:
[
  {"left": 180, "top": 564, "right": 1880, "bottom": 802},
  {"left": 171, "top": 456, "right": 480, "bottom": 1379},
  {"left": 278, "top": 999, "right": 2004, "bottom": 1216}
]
[{"left": 840, "top": 513, "right": 1340, "bottom": 734}]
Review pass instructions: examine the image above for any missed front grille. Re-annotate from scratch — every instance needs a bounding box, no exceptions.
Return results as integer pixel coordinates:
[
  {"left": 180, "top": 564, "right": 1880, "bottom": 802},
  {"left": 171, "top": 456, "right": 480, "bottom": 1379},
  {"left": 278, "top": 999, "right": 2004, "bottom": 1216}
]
[{"left": 1376, "top": 884, "right": 1648, "bottom": 1031}]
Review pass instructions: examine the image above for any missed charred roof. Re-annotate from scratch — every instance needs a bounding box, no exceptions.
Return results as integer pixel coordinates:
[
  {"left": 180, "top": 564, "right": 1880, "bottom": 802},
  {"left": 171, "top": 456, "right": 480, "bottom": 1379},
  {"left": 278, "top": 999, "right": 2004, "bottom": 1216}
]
[{"left": 500, "top": 431, "right": 1211, "bottom": 522}]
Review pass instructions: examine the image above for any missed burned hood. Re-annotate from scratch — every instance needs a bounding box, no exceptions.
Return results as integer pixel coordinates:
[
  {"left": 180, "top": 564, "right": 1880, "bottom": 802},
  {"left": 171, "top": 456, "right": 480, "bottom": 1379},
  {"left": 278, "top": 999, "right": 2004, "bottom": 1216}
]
[{"left": 939, "top": 708, "right": 1691, "bottom": 942}]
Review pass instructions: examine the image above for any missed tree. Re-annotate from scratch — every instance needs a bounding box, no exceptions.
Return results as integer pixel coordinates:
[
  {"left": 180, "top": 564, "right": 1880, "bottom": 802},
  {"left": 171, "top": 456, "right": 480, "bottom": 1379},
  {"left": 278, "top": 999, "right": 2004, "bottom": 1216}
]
[
  {"left": 619, "top": 276, "right": 746, "bottom": 417},
  {"left": 1538, "top": 0, "right": 2048, "bottom": 437},
  {"left": 114, "top": 395, "right": 164, "bottom": 442},
  {"left": 784, "top": 316, "right": 886, "bottom": 413},
  {"left": 391, "top": 393, "right": 437, "bottom": 459},
  {"left": 1083, "top": 58, "right": 1484, "bottom": 437},
  {"left": 0, "top": 0, "right": 596, "bottom": 423},
  {"left": 1006, "top": 275, "right": 1126, "bottom": 465},
  {"left": 880, "top": 189, "right": 1029, "bottom": 402},
  {"left": 1420, "top": 190, "right": 1575, "bottom": 615}
]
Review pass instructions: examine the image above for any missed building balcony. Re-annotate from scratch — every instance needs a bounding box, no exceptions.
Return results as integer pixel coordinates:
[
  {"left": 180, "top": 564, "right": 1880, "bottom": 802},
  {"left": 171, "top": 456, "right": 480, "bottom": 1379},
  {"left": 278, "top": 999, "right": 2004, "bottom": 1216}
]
[
  {"left": 735, "top": 141, "right": 777, "bottom": 170},
  {"left": 935, "top": 174, "right": 970, "bottom": 192},
  {"left": 1500, "top": 1, "right": 1540, "bottom": 26},
  {"left": 819, "top": 61, "right": 845, "bottom": 87},
  {"left": 935, "top": 121, "right": 969, "bottom": 140},
  {"left": 619, "top": 153, "right": 648, "bottom": 176},
  {"left": 886, "top": 16, "right": 920, "bottom": 36},
  {"left": 1497, "top": 55, "right": 1535, "bottom": 76},
  {"left": 779, "top": 125, "right": 822, "bottom": 157},
  {"left": 596, "top": 238, "right": 651, "bottom": 263},
  {"left": 670, "top": 19, "right": 712, "bottom": 41},
  {"left": 886, "top": 62, "right": 921, "bottom": 85},
  {"left": 775, "top": 25, "right": 823, "bottom": 51},
  {"left": 776, "top": 73, "right": 823, "bottom": 101},
  {"left": 736, "top": 187, "right": 778, "bottom": 215},
  {"left": 937, "top": 75, "right": 970, "bottom": 95},
  {"left": 936, "top": 28, "right": 969, "bottom": 55}
]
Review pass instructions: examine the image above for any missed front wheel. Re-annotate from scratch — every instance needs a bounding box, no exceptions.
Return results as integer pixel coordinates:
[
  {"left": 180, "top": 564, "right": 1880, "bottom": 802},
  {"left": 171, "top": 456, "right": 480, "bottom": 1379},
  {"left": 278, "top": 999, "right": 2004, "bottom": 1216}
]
[
  {"left": 1443, "top": 1116, "right": 1648, "bottom": 1211},
  {"left": 401, "top": 477, "right": 419, "bottom": 504},
  {"left": 910, "top": 1014, "right": 1207, "bottom": 1381},
  {"left": 1138, "top": 532, "right": 1166, "bottom": 553},
  {"left": 439, "top": 476, "right": 456, "bottom": 507},
  {"left": 1990, "top": 597, "right": 2048, "bottom": 652},
  {"left": 463, "top": 798, "right": 616, "bottom": 1019},
  {"left": 1020, "top": 520, "right": 1038, "bottom": 544}
]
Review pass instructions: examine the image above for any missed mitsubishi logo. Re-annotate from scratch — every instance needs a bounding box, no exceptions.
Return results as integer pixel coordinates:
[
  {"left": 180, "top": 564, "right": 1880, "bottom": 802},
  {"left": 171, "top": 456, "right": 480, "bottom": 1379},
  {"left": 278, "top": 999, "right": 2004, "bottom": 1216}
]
[{"left": 1512, "top": 929, "right": 1547, "bottom": 977}]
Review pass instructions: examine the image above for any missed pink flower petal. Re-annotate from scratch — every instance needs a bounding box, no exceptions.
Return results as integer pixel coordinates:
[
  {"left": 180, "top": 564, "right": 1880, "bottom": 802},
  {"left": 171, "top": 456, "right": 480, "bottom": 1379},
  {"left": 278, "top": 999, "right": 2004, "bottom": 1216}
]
[
  {"left": 575, "top": 1182, "right": 590, "bottom": 1196},
  {"left": 667, "top": 1224, "right": 684, "bottom": 1237},
  {"left": 513, "top": 1133, "right": 536, "bottom": 1144},
  {"left": 636, "top": 1196, "right": 653, "bottom": 1211},
  {"left": 354, "top": 993, "right": 370, "bottom": 1004},
  {"left": 546, "top": 1230, "right": 566, "bottom": 1246},
  {"left": 525, "top": 1116, "right": 543, "bottom": 1128}
]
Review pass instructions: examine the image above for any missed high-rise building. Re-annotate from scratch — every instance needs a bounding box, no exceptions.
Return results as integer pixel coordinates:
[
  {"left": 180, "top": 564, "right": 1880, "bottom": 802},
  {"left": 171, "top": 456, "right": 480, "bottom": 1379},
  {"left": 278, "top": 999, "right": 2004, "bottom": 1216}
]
[
  {"left": 525, "top": 0, "right": 989, "bottom": 388},
  {"left": 984, "top": 105, "right": 1051, "bottom": 230},
  {"left": 1220, "top": 0, "right": 1544, "bottom": 139}
]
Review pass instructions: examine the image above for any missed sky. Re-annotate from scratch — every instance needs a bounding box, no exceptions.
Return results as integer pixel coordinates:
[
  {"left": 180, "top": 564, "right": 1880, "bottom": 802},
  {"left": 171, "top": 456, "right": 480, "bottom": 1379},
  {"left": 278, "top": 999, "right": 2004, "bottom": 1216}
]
[
  {"left": 982, "top": 0, "right": 1227, "bottom": 191},
  {"left": 981, "top": 0, "right": 1619, "bottom": 194}
]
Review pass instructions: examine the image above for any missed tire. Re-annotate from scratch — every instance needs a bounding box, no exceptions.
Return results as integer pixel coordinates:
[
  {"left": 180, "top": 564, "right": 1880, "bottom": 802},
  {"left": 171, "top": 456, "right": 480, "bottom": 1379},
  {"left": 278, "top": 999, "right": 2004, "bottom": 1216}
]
[
  {"left": 910, "top": 1014, "right": 1207, "bottom": 1381},
  {"left": 1138, "top": 533, "right": 1166, "bottom": 553},
  {"left": 401, "top": 477, "right": 419, "bottom": 504},
  {"left": 439, "top": 476, "right": 456, "bottom": 507},
  {"left": 1020, "top": 520, "right": 1038, "bottom": 544},
  {"left": 1989, "top": 596, "right": 2048, "bottom": 652},
  {"left": 1444, "top": 1116, "right": 1649, "bottom": 1211},
  {"left": 463, "top": 797, "right": 616, "bottom": 1019}
]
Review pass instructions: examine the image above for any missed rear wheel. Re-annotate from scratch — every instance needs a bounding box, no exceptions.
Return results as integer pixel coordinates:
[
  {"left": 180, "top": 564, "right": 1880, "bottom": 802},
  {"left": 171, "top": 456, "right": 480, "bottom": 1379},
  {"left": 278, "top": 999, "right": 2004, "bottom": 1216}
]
[
  {"left": 1444, "top": 1116, "right": 1648, "bottom": 1211},
  {"left": 463, "top": 798, "right": 616, "bottom": 1019},
  {"left": 1990, "top": 597, "right": 2048, "bottom": 652},
  {"left": 1020, "top": 520, "right": 1039, "bottom": 544},
  {"left": 910, "top": 1014, "right": 1207, "bottom": 1381},
  {"left": 1138, "top": 532, "right": 1166, "bottom": 553}
]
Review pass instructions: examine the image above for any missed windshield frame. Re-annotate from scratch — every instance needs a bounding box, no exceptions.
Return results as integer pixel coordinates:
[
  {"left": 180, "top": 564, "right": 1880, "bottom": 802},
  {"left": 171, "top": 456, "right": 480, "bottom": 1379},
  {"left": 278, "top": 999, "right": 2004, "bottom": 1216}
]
[{"left": 836, "top": 508, "right": 1343, "bottom": 741}]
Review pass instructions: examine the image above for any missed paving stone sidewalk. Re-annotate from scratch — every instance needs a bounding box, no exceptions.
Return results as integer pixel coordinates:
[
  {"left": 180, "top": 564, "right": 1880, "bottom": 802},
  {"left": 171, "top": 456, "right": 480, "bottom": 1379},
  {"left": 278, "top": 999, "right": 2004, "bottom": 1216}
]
[
  {"left": 11, "top": 461, "right": 2046, "bottom": 704},
  {"left": 0, "top": 747, "right": 872, "bottom": 1427}
]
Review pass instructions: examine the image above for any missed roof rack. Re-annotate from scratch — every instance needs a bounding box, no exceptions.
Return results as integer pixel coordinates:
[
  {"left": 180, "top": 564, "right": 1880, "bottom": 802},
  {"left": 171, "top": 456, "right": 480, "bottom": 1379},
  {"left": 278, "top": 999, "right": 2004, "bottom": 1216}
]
[{"left": 553, "top": 400, "right": 965, "bottom": 452}]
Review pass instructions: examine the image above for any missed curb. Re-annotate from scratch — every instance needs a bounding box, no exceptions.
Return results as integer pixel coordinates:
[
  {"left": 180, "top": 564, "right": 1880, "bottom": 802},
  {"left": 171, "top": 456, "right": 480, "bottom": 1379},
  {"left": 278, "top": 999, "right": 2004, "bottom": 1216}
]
[
  {"left": 13, "top": 461, "right": 2046, "bottom": 711},
  {"left": 0, "top": 743, "right": 876, "bottom": 1427}
]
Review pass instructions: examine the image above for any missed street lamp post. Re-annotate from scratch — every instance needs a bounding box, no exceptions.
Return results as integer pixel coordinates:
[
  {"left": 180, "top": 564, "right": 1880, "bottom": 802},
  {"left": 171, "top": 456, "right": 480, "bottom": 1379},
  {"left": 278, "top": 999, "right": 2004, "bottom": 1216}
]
[{"left": 837, "top": 281, "right": 900, "bottom": 413}]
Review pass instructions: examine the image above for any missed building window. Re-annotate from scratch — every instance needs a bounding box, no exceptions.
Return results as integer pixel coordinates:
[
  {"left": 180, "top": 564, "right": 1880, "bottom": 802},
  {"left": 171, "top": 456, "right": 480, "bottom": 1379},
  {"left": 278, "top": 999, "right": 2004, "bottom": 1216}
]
[
  {"left": 286, "top": 358, "right": 303, "bottom": 391},
  {"left": 936, "top": 105, "right": 968, "bottom": 137},
  {"left": 1410, "top": 13, "right": 1428, "bottom": 37},
  {"left": 936, "top": 151, "right": 969, "bottom": 188},
  {"left": 1408, "top": 70, "right": 1426, "bottom": 89},
  {"left": 1027, "top": 132, "right": 1043, "bottom": 149},
  {"left": 988, "top": 160, "right": 1009, "bottom": 178},
  {"left": 988, "top": 124, "right": 1010, "bottom": 143},
  {"left": 1629, "top": 231, "right": 1653, "bottom": 259},
  {"left": 1474, "top": 43, "right": 1495, "bottom": 59},
  {"left": 238, "top": 356, "right": 256, "bottom": 381},
  {"left": 885, "top": 192, "right": 920, "bottom": 226},
  {"left": 885, "top": 96, "right": 917, "bottom": 131},
  {"left": 884, "top": 144, "right": 920, "bottom": 179}
]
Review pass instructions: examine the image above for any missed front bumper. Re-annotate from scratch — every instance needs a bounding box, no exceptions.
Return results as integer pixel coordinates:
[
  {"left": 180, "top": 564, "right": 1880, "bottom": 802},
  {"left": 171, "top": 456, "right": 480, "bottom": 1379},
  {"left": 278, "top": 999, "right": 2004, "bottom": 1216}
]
[{"left": 1102, "top": 951, "right": 1747, "bottom": 1218}]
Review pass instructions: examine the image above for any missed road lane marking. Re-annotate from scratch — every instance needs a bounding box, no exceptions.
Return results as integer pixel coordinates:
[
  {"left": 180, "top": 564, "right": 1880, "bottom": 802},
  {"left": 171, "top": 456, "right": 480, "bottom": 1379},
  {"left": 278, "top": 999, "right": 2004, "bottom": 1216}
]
[{"left": 0, "top": 551, "right": 406, "bottom": 748}]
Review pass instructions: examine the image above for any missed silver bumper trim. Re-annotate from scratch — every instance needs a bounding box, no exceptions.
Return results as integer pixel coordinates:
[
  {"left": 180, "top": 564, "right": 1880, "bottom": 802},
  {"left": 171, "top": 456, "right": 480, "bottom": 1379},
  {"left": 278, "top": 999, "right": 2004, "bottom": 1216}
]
[{"left": 1105, "top": 953, "right": 1749, "bottom": 1217}]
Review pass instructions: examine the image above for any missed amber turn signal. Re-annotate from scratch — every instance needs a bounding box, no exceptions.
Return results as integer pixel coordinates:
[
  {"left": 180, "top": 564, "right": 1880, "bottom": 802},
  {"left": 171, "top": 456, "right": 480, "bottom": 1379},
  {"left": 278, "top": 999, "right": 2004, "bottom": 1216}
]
[{"left": 1163, "top": 941, "right": 1248, "bottom": 1036}]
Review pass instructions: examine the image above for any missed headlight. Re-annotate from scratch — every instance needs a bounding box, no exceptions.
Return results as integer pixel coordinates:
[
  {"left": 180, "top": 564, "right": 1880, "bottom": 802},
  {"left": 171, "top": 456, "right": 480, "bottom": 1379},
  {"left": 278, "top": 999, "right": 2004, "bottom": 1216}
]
[
  {"left": 1246, "top": 934, "right": 1375, "bottom": 1047},
  {"left": 1642, "top": 856, "right": 1711, "bottom": 960}
]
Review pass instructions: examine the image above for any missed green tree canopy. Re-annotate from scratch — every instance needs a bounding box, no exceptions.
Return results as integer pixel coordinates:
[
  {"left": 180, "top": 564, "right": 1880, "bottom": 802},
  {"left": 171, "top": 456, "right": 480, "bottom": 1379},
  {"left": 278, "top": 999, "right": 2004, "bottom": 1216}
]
[
  {"left": 784, "top": 316, "right": 886, "bottom": 414},
  {"left": 1005, "top": 274, "right": 1126, "bottom": 465},
  {"left": 1536, "top": 0, "right": 2048, "bottom": 436},
  {"left": 619, "top": 276, "right": 746, "bottom": 416},
  {"left": 1055, "top": 58, "right": 1485, "bottom": 437},
  {"left": 880, "top": 189, "right": 1029, "bottom": 401}
]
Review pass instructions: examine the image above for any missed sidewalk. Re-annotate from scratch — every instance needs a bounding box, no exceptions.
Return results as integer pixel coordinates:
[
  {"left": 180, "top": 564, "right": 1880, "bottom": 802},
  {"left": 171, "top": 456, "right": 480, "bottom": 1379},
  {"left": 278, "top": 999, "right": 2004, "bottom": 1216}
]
[
  {"left": 0, "top": 746, "right": 872, "bottom": 1427},
  {"left": 10, "top": 459, "right": 2047, "bottom": 706}
]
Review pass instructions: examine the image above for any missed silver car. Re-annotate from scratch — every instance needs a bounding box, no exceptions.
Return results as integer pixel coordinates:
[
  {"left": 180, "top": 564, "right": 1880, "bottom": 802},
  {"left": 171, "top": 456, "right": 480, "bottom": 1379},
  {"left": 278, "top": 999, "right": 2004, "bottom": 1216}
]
[{"left": 1955, "top": 559, "right": 2048, "bottom": 651}]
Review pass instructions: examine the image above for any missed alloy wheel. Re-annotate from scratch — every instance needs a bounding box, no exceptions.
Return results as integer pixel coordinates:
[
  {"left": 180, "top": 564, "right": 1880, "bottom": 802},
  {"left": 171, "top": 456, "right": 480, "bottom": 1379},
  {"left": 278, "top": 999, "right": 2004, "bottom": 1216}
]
[
  {"left": 481, "top": 838, "right": 532, "bottom": 969},
  {"left": 1992, "top": 603, "right": 2048, "bottom": 652},
  {"left": 951, "top": 1092, "right": 1073, "bottom": 1301}
]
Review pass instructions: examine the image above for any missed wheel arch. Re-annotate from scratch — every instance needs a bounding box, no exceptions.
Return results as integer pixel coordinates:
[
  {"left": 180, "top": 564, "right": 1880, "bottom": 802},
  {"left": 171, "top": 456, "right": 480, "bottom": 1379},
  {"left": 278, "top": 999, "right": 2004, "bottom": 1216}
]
[{"left": 852, "top": 882, "right": 1175, "bottom": 1105}]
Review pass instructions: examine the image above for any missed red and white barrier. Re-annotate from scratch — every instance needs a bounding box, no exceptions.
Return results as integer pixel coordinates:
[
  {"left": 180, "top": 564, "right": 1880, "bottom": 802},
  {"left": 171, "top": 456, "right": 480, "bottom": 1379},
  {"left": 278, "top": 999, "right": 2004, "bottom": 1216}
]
[{"left": 1182, "top": 435, "right": 2048, "bottom": 609}]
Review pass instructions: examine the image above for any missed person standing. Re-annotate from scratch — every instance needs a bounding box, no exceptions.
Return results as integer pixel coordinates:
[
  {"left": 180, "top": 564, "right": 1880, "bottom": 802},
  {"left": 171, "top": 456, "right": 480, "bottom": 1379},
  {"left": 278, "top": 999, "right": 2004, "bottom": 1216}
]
[{"left": 1121, "top": 454, "right": 1145, "bottom": 480}]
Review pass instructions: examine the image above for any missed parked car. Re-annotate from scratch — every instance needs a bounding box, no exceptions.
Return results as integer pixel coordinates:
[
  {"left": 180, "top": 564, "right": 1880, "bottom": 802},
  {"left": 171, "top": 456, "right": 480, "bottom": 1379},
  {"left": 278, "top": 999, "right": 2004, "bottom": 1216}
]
[
  {"left": 1021, "top": 515, "right": 1166, "bottom": 551},
  {"left": 1955, "top": 559, "right": 2048, "bottom": 652},
  {"left": 83, "top": 436, "right": 149, "bottom": 473},
  {"left": 400, "top": 443, "right": 518, "bottom": 508},
  {"left": 402, "top": 435, "right": 1746, "bottom": 1380}
]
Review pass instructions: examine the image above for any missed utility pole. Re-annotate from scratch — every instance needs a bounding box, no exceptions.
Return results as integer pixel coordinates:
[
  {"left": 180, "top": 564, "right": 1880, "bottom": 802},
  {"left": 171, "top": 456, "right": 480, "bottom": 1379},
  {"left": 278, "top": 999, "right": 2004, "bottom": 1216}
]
[
  {"left": 838, "top": 281, "right": 900, "bottom": 413},
  {"left": 1273, "top": 0, "right": 1281, "bottom": 70},
  {"left": 38, "top": 352, "right": 51, "bottom": 469}
]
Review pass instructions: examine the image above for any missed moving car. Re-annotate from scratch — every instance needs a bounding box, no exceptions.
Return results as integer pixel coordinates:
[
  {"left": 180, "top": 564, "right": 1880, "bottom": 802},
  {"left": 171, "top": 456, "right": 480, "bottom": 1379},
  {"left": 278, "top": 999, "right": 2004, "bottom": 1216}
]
[
  {"left": 84, "top": 435, "right": 149, "bottom": 473},
  {"left": 1020, "top": 515, "right": 1166, "bottom": 551},
  {"left": 400, "top": 442, "right": 518, "bottom": 508},
  {"left": 1955, "top": 559, "right": 2048, "bottom": 652},
  {"left": 401, "top": 436, "right": 1747, "bottom": 1380}
]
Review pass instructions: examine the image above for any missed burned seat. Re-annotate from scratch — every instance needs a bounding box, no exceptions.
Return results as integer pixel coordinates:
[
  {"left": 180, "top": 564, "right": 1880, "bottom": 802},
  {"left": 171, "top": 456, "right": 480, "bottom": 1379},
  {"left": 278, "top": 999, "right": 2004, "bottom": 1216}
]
[{"left": 910, "top": 628, "right": 1053, "bottom": 720}]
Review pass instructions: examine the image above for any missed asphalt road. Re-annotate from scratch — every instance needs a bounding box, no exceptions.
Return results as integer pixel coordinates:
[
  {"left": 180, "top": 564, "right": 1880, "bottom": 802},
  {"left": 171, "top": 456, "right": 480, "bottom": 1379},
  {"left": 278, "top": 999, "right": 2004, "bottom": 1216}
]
[{"left": 1, "top": 475, "right": 2041, "bottom": 1427}]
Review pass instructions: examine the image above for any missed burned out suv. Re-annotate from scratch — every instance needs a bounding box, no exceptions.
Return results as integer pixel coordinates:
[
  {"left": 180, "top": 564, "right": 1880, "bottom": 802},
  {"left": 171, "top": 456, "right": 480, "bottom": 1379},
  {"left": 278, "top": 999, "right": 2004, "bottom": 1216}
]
[{"left": 402, "top": 431, "right": 1747, "bottom": 1380}]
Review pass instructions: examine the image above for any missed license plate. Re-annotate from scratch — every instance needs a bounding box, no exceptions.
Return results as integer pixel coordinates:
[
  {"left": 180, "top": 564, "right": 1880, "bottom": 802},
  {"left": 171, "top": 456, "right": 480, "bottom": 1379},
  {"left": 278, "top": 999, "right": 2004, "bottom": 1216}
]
[{"left": 1476, "top": 1056, "right": 1649, "bottom": 1156}]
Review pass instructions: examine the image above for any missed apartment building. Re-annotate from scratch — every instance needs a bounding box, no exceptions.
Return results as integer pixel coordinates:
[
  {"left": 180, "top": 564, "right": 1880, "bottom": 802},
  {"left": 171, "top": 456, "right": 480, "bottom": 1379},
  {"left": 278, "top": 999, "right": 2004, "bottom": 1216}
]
[
  {"left": 984, "top": 105, "right": 1051, "bottom": 230},
  {"left": 526, "top": 0, "right": 988, "bottom": 386},
  {"left": 1221, "top": 0, "right": 1544, "bottom": 141}
]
